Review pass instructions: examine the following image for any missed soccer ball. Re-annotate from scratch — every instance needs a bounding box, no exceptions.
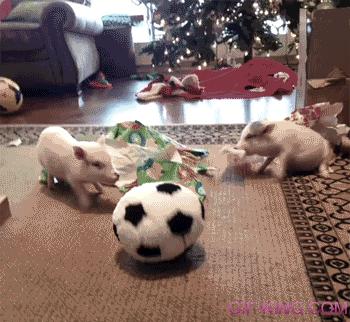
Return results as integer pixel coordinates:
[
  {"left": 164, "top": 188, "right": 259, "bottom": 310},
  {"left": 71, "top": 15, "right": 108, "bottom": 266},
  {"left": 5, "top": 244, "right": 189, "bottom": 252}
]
[
  {"left": 0, "top": 77, "right": 23, "bottom": 114},
  {"left": 112, "top": 182, "right": 205, "bottom": 263}
]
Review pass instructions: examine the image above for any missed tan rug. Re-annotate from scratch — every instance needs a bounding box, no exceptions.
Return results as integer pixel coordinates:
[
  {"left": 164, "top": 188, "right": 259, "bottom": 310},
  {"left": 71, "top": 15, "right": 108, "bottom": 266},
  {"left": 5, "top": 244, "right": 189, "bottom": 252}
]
[{"left": 0, "top": 144, "right": 349, "bottom": 322}]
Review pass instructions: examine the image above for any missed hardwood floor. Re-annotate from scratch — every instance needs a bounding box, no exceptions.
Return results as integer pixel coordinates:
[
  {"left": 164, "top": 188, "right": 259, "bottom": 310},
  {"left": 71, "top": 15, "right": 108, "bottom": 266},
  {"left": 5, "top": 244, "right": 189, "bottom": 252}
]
[{"left": 0, "top": 79, "right": 296, "bottom": 126}]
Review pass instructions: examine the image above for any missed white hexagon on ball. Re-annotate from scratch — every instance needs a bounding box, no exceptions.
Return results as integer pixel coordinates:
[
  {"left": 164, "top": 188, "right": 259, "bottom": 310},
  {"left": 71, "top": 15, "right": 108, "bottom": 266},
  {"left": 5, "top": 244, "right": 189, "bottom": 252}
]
[
  {"left": 0, "top": 77, "right": 23, "bottom": 114},
  {"left": 112, "top": 182, "right": 205, "bottom": 263}
]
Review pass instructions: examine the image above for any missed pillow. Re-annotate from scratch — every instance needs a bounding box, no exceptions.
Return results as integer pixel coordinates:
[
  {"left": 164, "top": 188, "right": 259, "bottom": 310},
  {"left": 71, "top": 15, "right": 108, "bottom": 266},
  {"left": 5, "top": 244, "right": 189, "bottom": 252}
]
[{"left": 0, "top": 0, "right": 12, "bottom": 20}]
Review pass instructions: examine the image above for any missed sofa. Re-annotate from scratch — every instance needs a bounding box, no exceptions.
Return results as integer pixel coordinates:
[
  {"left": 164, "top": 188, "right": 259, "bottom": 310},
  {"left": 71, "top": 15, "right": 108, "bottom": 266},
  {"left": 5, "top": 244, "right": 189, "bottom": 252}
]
[{"left": 0, "top": 0, "right": 103, "bottom": 93}]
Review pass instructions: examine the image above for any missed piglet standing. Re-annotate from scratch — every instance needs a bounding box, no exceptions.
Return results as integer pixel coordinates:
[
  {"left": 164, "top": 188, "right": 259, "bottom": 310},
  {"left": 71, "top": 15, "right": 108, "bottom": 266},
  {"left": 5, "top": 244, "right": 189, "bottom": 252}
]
[
  {"left": 234, "top": 120, "right": 335, "bottom": 179},
  {"left": 37, "top": 126, "right": 119, "bottom": 210}
]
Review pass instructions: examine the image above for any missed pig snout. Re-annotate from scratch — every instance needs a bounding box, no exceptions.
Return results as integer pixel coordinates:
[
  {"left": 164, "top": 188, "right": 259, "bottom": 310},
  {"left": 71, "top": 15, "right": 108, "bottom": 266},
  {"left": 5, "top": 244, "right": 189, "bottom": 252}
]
[
  {"left": 112, "top": 170, "right": 119, "bottom": 181},
  {"left": 234, "top": 141, "right": 245, "bottom": 151}
]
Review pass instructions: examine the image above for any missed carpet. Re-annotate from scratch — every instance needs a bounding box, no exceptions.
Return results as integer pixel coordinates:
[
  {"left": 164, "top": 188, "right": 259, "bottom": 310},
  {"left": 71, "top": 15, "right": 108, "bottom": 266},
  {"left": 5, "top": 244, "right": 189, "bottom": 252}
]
[{"left": 0, "top": 125, "right": 349, "bottom": 322}]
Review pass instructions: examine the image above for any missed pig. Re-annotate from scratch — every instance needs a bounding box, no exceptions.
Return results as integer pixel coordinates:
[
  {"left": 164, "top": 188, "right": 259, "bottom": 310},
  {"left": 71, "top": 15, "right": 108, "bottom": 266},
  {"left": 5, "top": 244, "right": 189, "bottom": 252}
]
[
  {"left": 234, "top": 120, "right": 335, "bottom": 179},
  {"left": 37, "top": 126, "right": 119, "bottom": 210}
]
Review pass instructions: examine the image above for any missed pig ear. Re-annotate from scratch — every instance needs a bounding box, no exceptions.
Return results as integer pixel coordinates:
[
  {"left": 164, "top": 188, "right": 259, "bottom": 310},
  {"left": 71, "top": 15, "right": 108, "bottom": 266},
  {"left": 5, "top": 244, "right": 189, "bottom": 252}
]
[
  {"left": 261, "top": 123, "right": 275, "bottom": 135},
  {"left": 97, "top": 134, "right": 106, "bottom": 145},
  {"left": 73, "top": 146, "right": 86, "bottom": 160}
]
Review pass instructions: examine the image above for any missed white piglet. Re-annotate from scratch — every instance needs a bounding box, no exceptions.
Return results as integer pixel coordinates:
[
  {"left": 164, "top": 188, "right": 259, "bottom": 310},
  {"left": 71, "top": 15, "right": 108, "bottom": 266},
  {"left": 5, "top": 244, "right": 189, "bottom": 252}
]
[
  {"left": 37, "top": 126, "right": 119, "bottom": 210},
  {"left": 235, "top": 120, "right": 335, "bottom": 179}
]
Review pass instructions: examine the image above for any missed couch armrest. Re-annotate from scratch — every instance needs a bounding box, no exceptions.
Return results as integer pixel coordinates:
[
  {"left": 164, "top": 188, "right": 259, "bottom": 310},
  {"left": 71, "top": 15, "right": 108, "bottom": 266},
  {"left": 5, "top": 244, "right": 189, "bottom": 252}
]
[{"left": 5, "top": 1, "right": 103, "bottom": 36}]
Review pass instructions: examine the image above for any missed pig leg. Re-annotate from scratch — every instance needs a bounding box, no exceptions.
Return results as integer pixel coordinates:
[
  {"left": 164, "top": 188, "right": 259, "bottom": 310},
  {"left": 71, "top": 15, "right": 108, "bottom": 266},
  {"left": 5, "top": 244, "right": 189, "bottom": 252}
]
[
  {"left": 93, "top": 182, "right": 104, "bottom": 194},
  {"left": 70, "top": 181, "right": 92, "bottom": 210},
  {"left": 271, "top": 153, "right": 289, "bottom": 180},
  {"left": 47, "top": 173, "right": 55, "bottom": 190},
  {"left": 318, "top": 162, "right": 331, "bottom": 178},
  {"left": 257, "top": 157, "right": 275, "bottom": 174}
]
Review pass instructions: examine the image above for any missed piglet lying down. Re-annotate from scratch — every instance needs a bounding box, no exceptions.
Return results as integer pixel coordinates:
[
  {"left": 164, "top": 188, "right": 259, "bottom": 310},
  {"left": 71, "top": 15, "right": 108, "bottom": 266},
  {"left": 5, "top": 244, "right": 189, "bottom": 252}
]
[
  {"left": 223, "top": 120, "right": 335, "bottom": 179},
  {"left": 37, "top": 126, "right": 119, "bottom": 210}
]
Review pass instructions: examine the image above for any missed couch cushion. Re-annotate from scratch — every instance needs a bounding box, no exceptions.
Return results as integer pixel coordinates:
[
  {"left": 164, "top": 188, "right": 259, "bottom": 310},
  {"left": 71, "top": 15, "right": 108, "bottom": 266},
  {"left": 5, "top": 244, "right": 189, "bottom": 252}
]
[{"left": 0, "top": 22, "right": 45, "bottom": 51}]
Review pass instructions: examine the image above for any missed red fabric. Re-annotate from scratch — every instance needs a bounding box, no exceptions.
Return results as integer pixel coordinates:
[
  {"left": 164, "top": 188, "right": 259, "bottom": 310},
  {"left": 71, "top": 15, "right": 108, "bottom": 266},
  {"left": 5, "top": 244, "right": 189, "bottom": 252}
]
[
  {"left": 193, "top": 58, "right": 297, "bottom": 99},
  {"left": 139, "top": 58, "right": 297, "bottom": 100},
  {"left": 0, "top": 0, "right": 12, "bottom": 21}
]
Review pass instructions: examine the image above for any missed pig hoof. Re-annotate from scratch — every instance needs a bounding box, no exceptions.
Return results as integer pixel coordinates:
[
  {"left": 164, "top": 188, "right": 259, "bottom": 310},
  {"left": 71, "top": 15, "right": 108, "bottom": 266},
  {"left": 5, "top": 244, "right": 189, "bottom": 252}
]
[
  {"left": 79, "top": 198, "right": 92, "bottom": 211},
  {"left": 320, "top": 171, "right": 330, "bottom": 178},
  {"left": 272, "top": 170, "right": 286, "bottom": 180}
]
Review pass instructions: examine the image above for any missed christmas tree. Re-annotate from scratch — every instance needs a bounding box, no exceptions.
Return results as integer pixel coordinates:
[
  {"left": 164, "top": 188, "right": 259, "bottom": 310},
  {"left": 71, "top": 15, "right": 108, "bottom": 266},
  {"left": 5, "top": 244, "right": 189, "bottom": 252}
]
[{"left": 139, "top": 0, "right": 283, "bottom": 69}]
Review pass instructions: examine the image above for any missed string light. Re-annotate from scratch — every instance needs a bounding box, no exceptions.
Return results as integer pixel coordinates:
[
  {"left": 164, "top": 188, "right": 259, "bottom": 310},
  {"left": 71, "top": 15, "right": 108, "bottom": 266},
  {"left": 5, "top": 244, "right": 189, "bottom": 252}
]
[
  {"left": 152, "top": 64, "right": 155, "bottom": 68},
  {"left": 203, "top": 61, "right": 207, "bottom": 67},
  {"left": 267, "top": 52, "right": 270, "bottom": 57},
  {"left": 160, "top": 19, "right": 165, "bottom": 27},
  {"left": 164, "top": 49, "right": 168, "bottom": 55},
  {"left": 186, "top": 31, "right": 190, "bottom": 36},
  {"left": 234, "top": 44, "right": 237, "bottom": 49},
  {"left": 244, "top": 51, "right": 248, "bottom": 56},
  {"left": 180, "top": 55, "right": 184, "bottom": 60},
  {"left": 197, "top": 65, "right": 202, "bottom": 70},
  {"left": 176, "top": 16, "right": 181, "bottom": 22},
  {"left": 296, "top": 54, "right": 300, "bottom": 60},
  {"left": 176, "top": 37, "right": 180, "bottom": 42},
  {"left": 186, "top": 48, "right": 191, "bottom": 55},
  {"left": 168, "top": 68, "right": 172, "bottom": 73},
  {"left": 176, "top": 59, "right": 181, "bottom": 64},
  {"left": 198, "top": 19, "right": 202, "bottom": 26}
]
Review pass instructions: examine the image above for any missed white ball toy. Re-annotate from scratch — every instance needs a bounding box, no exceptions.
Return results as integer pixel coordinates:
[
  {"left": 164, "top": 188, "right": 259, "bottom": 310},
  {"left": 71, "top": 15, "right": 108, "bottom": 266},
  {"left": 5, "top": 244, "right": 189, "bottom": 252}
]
[
  {"left": 0, "top": 77, "right": 23, "bottom": 114},
  {"left": 112, "top": 182, "right": 205, "bottom": 263}
]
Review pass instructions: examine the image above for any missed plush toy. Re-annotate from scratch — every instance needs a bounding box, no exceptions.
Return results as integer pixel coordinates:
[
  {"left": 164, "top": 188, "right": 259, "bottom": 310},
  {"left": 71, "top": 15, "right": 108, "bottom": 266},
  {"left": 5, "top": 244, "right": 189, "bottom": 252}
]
[
  {"left": 136, "top": 74, "right": 204, "bottom": 101},
  {"left": 112, "top": 182, "right": 205, "bottom": 263},
  {"left": 0, "top": 77, "right": 23, "bottom": 114}
]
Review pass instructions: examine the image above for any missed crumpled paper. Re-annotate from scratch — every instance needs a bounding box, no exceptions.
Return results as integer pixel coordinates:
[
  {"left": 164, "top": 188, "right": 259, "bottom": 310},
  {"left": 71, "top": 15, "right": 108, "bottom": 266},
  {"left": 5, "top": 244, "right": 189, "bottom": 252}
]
[
  {"left": 288, "top": 102, "right": 343, "bottom": 128},
  {"left": 106, "top": 121, "right": 213, "bottom": 201},
  {"left": 308, "top": 67, "right": 347, "bottom": 89}
]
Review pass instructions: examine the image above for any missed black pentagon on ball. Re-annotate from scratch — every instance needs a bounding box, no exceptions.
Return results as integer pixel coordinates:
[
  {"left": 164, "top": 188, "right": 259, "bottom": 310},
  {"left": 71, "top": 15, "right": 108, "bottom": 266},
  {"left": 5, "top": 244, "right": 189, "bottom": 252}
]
[
  {"left": 167, "top": 211, "right": 193, "bottom": 236},
  {"left": 156, "top": 183, "right": 181, "bottom": 195},
  {"left": 8, "top": 84, "right": 22, "bottom": 105},
  {"left": 200, "top": 200, "right": 205, "bottom": 220},
  {"left": 137, "top": 245, "right": 161, "bottom": 257},
  {"left": 113, "top": 224, "right": 120, "bottom": 241},
  {"left": 124, "top": 203, "right": 147, "bottom": 227}
]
